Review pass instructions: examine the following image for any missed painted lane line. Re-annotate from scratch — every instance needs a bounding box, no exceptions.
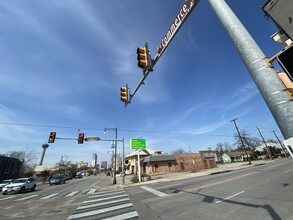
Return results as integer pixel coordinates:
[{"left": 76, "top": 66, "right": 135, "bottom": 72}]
[
  {"left": 283, "top": 169, "right": 292, "bottom": 174},
  {"left": 82, "top": 194, "right": 127, "bottom": 204},
  {"left": 101, "top": 211, "right": 139, "bottom": 220},
  {"left": 89, "top": 191, "right": 125, "bottom": 198},
  {"left": 140, "top": 186, "right": 169, "bottom": 198},
  {"left": 14, "top": 195, "right": 38, "bottom": 201},
  {"left": 67, "top": 203, "right": 133, "bottom": 220},
  {"left": 77, "top": 198, "right": 129, "bottom": 210},
  {"left": 87, "top": 189, "right": 96, "bottom": 194},
  {"left": 65, "top": 191, "right": 79, "bottom": 197},
  {"left": 216, "top": 191, "right": 245, "bottom": 204},
  {"left": 40, "top": 193, "right": 59, "bottom": 200}
]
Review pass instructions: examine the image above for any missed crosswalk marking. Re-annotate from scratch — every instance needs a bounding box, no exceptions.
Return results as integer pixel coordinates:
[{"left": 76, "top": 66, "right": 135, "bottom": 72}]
[
  {"left": 14, "top": 195, "right": 39, "bottom": 201},
  {"left": 67, "top": 203, "right": 133, "bottom": 220},
  {"left": 65, "top": 191, "right": 79, "bottom": 197},
  {"left": 40, "top": 193, "right": 59, "bottom": 200},
  {"left": 91, "top": 189, "right": 124, "bottom": 195},
  {"left": 0, "top": 196, "right": 17, "bottom": 201},
  {"left": 101, "top": 211, "right": 139, "bottom": 220},
  {"left": 89, "top": 191, "right": 125, "bottom": 198},
  {"left": 83, "top": 194, "right": 127, "bottom": 204},
  {"left": 77, "top": 198, "right": 130, "bottom": 210}
]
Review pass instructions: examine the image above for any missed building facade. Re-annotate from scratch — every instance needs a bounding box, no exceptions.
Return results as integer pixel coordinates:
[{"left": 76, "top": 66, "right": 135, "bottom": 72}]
[
  {"left": 91, "top": 153, "right": 97, "bottom": 168},
  {"left": 0, "top": 156, "right": 22, "bottom": 181}
]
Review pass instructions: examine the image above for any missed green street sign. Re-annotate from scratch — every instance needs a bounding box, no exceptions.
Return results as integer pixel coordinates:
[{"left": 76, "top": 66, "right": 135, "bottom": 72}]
[{"left": 130, "top": 138, "right": 146, "bottom": 150}]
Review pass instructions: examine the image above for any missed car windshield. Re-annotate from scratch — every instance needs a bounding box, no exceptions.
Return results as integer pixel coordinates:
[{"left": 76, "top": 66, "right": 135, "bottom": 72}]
[
  {"left": 2, "top": 180, "right": 12, "bottom": 184},
  {"left": 13, "top": 179, "right": 27, "bottom": 183}
]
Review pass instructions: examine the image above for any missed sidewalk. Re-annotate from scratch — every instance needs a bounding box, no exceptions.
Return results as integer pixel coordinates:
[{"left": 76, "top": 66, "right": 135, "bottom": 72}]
[{"left": 108, "top": 159, "right": 276, "bottom": 189}]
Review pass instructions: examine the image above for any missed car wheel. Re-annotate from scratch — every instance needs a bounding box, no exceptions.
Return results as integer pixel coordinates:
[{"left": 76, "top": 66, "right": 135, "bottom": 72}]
[
  {"left": 2, "top": 192, "right": 7, "bottom": 195},
  {"left": 31, "top": 185, "right": 36, "bottom": 192},
  {"left": 19, "top": 186, "right": 25, "bottom": 193}
]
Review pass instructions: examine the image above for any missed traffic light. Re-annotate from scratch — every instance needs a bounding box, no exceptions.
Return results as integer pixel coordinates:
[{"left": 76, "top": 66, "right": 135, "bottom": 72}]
[
  {"left": 120, "top": 85, "right": 128, "bottom": 103},
  {"left": 137, "top": 46, "right": 148, "bottom": 70},
  {"left": 48, "top": 132, "right": 56, "bottom": 143},
  {"left": 78, "top": 133, "right": 84, "bottom": 144},
  {"left": 137, "top": 43, "right": 152, "bottom": 71},
  {"left": 278, "top": 46, "right": 293, "bottom": 80}
]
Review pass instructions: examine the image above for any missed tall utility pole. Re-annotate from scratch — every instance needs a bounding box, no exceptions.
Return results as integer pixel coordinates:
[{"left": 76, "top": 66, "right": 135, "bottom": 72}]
[
  {"left": 272, "top": 130, "right": 288, "bottom": 157},
  {"left": 104, "top": 127, "right": 118, "bottom": 184},
  {"left": 230, "top": 118, "right": 251, "bottom": 164},
  {"left": 257, "top": 126, "right": 273, "bottom": 160},
  {"left": 208, "top": 0, "right": 293, "bottom": 141}
]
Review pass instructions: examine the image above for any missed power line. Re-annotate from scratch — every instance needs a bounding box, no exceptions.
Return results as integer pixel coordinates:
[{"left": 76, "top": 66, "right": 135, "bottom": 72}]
[{"left": 0, "top": 121, "right": 233, "bottom": 137}]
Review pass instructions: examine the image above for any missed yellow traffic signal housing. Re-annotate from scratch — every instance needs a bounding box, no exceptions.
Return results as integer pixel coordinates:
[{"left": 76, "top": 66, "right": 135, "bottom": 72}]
[
  {"left": 120, "top": 86, "right": 128, "bottom": 103},
  {"left": 137, "top": 47, "right": 148, "bottom": 69},
  {"left": 278, "top": 72, "right": 293, "bottom": 98}
]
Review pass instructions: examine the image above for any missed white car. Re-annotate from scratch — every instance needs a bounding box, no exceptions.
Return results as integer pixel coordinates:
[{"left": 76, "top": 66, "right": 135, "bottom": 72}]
[
  {"left": 2, "top": 178, "right": 36, "bottom": 195},
  {"left": 0, "top": 179, "right": 14, "bottom": 191}
]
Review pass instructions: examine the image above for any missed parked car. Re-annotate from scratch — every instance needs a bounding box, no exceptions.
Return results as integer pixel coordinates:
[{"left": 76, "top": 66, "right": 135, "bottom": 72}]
[
  {"left": 49, "top": 175, "right": 66, "bottom": 185},
  {"left": 2, "top": 178, "right": 36, "bottom": 195},
  {"left": 0, "top": 179, "right": 14, "bottom": 191}
]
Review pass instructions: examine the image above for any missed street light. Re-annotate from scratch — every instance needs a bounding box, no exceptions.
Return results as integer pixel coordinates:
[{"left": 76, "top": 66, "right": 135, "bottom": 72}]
[{"left": 104, "top": 127, "right": 118, "bottom": 184}]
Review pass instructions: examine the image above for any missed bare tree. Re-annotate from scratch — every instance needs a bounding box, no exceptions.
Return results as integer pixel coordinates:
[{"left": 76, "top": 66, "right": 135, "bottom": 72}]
[
  {"left": 171, "top": 148, "right": 186, "bottom": 154},
  {"left": 233, "top": 129, "right": 261, "bottom": 150}
]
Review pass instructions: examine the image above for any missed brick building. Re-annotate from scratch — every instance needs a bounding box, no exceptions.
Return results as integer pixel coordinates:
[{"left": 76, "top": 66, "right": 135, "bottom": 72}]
[{"left": 141, "top": 151, "right": 217, "bottom": 174}]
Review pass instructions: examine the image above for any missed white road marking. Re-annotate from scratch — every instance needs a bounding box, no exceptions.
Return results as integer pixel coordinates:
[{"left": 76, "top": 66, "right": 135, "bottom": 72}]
[
  {"left": 87, "top": 189, "right": 96, "bottom": 194},
  {"left": 89, "top": 191, "right": 124, "bottom": 198},
  {"left": 67, "top": 203, "right": 133, "bottom": 220},
  {"left": 283, "top": 169, "right": 292, "bottom": 174},
  {"left": 40, "top": 193, "right": 59, "bottom": 200},
  {"left": 216, "top": 191, "right": 245, "bottom": 204},
  {"left": 77, "top": 198, "right": 129, "bottom": 210},
  {"left": 65, "top": 191, "right": 79, "bottom": 197},
  {"left": 14, "top": 195, "right": 38, "bottom": 201},
  {"left": 140, "top": 186, "right": 169, "bottom": 198},
  {"left": 101, "top": 211, "right": 139, "bottom": 220},
  {"left": 82, "top": 194, "right": 127, "bottom": 204},
  {"left": 0, "top": 196, "right": 17, "bottom": 201}
]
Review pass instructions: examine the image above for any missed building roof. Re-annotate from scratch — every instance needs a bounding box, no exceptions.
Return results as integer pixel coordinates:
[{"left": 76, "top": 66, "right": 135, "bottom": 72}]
[
  {"left": 227, "top": 151, "right": 252, "bottom": 157},
  {"left": 142, "top": 154, "right": 176, "bottom": 163}
]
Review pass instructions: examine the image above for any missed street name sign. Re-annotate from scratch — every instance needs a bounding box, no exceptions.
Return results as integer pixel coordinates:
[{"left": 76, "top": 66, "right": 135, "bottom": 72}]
[
  {"left": 130, "top": 138, "right": 146, "bottom": 150},
  {"left": 156, "top": 0, "right": 199, "bottom": 58},
  {"left": 85, "top": 137, "right": 100, "bottom": 142}
]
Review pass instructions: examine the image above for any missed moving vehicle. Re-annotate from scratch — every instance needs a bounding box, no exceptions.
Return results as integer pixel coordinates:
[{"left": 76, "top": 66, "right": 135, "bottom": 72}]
[
  {"left": 2, "top": 178, "right": 36, "bottom": 195},
  {"left": 0, "top": 179, "right": 14, "bottom": 191},
  {"left": 49, "top": 175, "right": 66, "bottom": 185}
]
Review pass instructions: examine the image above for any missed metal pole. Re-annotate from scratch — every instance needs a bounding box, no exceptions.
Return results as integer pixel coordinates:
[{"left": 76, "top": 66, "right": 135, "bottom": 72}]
[
  {"left": 122, "top": 138, "right": 125, "bottom": 185},
  {"left": 272, "top": 130, "right": 288, "bottom": 157},
  {"left": 230, "top": 118, "right": 251, "bottom": 164},
  {"left": 208, "top": 0, "right": 293, "bottom": 140},
  {"left": 257, "top": 126, "right": 273, "bottom": 160},
  {"left": 113, "top": 127, "right": 117, "bottom": 184}
]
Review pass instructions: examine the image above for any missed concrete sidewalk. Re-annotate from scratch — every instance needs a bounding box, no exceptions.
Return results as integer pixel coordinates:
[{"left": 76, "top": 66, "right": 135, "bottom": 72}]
[{"left": 108, "top": 159, "right": 276, "bottom": 189}]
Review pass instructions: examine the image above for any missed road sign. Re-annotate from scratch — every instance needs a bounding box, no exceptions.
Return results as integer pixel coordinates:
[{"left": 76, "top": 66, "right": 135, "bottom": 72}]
[
  {"left": 130, "top": 138, "right": 146, "bottom": 150},
  {"left": 156, "top": 0, "right": 199, "bottom": 57},
  {"left": 85, "top": 137, "right": 100, "bottom": 142}
]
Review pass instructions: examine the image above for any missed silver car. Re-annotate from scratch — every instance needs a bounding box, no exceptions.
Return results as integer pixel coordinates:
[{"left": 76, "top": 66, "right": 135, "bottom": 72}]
[
  {"left": 0, "top": 179, "right": 14, "bottom": 191},
  {"left": 2, "top": 178, "right": 36, "bottom": 195}
]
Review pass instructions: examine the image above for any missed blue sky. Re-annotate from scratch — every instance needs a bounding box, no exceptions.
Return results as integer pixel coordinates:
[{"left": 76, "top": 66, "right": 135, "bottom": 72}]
[{"left": 0, "top": 0, "right": 285, "bottom": 166}]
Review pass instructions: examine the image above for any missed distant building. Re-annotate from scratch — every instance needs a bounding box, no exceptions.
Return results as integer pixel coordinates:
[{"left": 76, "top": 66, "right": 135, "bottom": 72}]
[
  {"left": 91, "top": 153, "right": 97, "bottom": 168},
  {"left": 101, "top": 161, "right": 108, "bottom": 170},
  {"left": 0, "top": 156, "right": 22, "bottom": 181},
  {"left": 75, "top": 161, "right": 88, "bottom": 168}
]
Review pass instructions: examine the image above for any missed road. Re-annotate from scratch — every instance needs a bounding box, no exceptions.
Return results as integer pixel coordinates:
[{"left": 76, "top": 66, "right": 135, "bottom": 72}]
[
  {"left": 126, "top": 158, "right": 293, "bottom": 220},
  {"left": 0, "top": 174, "right": 112, "bottom": 220}
]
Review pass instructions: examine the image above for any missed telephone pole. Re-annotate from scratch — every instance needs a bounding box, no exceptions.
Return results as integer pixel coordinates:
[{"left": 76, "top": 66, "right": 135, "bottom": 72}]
[
  {"left": 257, "top": 126, "right": 273, "bottom": 160},
  {"left": 272, "top": 130, "right": 288, "bottom": 157},
  {"left": 230, "top": 118, "right": 251, "bottom": 164}
]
